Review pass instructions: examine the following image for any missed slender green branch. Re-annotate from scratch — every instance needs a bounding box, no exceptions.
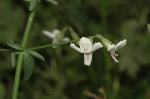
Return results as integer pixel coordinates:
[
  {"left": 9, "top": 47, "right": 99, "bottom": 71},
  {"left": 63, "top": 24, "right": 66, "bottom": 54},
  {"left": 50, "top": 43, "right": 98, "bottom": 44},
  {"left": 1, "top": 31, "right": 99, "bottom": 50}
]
[
  {"left": 27, "top": 39, "right": 78, "bottom": 50},
  {"left": 12, "top": 52, "right": 24, "bottom": 99},
  {"left": 0, "top": 49, "right": 11, "bottom": 52},
  {"left": 22, "top": 9, "right": 36, "bottom": 48},
  {"left": 27, "top": 35, "right": 97, "bottom": 51},
  {"left": 0, "top": 35, "right": 97, "bottom": 53},
  {"left": 12, "top": 2, "right": 39, "bottom": 99}
]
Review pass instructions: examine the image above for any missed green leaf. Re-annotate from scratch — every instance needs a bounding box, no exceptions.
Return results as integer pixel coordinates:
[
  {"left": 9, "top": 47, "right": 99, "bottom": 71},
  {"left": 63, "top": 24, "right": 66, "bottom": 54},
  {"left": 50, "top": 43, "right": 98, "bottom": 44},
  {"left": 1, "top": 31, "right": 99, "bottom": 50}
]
[
  {"left": 7, "top": 41, "right": 23, "bottom": 50},
  {"left": 28, "top": 51, "right": 45, "bottom": 61},
  {"left": 23, "top": 52, "right": 35, "bottom": 80},
  {"left": 29, "top": 0, "right": 38, "bottom": 11},
  {"left": 46, "top": 0, "right": 58, "bottom": 5},
  {"left": 11, "top": 52, "right": 17, "bottom": 68}
]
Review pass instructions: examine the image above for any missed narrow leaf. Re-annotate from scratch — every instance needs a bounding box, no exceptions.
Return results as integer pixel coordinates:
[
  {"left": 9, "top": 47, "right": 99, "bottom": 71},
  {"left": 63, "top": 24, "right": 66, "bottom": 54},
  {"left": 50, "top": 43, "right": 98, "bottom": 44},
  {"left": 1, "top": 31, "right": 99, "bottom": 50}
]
[
  {"left": 7, "top": 41, "right": 22, "bottom": 50},
  {"left": 46, "top": 0, "right": 58, "bottom": 5},
  {"left": 23, "top": 53, "right": 34, "bottom": 80},
  {"left": 28, "top": 51, "right": 45, "bottom": 61},
  {"left": 11, "top": 52, "right": 17, "bottom": 68},
  {"left": 29, "top": 0, "right": 38, "bottom": 11}
]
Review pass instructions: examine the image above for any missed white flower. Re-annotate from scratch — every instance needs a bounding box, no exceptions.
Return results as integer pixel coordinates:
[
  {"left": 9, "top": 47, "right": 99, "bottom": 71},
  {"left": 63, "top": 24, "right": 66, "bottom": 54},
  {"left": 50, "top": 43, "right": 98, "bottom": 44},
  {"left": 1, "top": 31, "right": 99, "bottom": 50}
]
[
  {"left": 70, "top": 37, "right": 103, "bottom": 66},
  {"left": 107, "top": 39, "right": 127, "bottom": 63},
  {"left": 43, "top": 29, "right": 70, "bottom": 43}
]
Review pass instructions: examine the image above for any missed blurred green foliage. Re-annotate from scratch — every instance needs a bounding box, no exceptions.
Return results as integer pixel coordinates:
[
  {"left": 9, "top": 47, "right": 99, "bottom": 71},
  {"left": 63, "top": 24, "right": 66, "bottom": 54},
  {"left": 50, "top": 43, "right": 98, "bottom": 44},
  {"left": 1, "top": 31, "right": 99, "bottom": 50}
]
[{"left": 0, "top": 0, "right": 150, "bottom": 99}]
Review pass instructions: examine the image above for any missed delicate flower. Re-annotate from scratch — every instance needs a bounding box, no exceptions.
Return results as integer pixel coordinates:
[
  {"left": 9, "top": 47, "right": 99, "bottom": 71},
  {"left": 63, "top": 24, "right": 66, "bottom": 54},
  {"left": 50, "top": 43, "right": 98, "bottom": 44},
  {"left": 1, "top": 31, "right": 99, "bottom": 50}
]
[
  {"left": 70, "top": 37, "right": 103, "bottom": 66},
  {"left": 43, "top": 29, "right": 70, "bottom": 43},
  {"left": 107, "top": 39, "right": 127, "bottom": 63}
]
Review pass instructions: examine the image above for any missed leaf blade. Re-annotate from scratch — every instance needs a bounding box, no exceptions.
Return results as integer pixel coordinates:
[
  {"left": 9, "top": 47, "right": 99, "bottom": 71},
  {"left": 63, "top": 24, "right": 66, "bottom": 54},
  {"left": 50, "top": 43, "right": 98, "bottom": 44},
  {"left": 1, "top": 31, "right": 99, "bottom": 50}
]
[
  {"left": 11, "top": 52, "right": 17, "bottom": 68},
  {"left": 28, "top": 51, "right": 45, "bottom": 61},
  {"left": 29, "top": 0, "right": 38, "bottom": 11},
  {"left": 23, "top": 53, "right": 35, "bottom": 80},
  {"left": 7, "top": 41, "right": 22, "bottom": 50}
]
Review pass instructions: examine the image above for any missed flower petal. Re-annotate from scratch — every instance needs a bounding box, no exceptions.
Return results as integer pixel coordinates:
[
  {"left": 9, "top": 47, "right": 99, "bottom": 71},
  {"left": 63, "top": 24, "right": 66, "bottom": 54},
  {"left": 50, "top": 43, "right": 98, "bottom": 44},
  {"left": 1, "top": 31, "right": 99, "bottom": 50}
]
[
  {"left": 43, "top": 30, "right": 55, "bottom": 39},
  {"left": 70, "top": 43, "right": 82, "bottom": 53},
  {"left": 115, "top": 39, "right": 127, "bottom": 51},
  {"left": 92, "top": 42, "right": 103, "bottom": 52},
  {"left": 63, "top": 37, "right": 70, "bottom": 42},
  {"left": 110, "top": 52, "right": 119, "bottom": 63},
  {"left": 53, "top": 29, "right": 61, "bottom": 37},
  {"left": 84, "top": 53, "right": 93, "bottom": 66},
  {"left": 107, "top": 44, "right": 115, "bottom": 52},
  {"left": 79, "top": 37, "right": 92, "bottom": 53}
]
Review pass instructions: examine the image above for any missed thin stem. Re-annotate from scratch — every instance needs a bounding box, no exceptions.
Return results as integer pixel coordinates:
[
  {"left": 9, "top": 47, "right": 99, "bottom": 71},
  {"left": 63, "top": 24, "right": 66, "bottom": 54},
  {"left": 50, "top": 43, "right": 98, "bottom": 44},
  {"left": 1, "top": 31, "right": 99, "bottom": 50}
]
[
  {"left": 12, "top": 2, "right": 38, "bottom": 99},
  {"left": 27, "top": 35, "right": 97, "bottom": 51},
  {"left": 12, "top": 52, "right": 24, "bottom": 99},
  {"left": 27, "top": 39, "right": 78, "bottom": 50},
  {"left": 0, "top": 36, "right": 97, "bottom": 52},
  {"left": 0, "top": 49, "right": 11, "bottom": 52},
  {"left": 22, "top": 8, "right": 36, "bottom": 48}
]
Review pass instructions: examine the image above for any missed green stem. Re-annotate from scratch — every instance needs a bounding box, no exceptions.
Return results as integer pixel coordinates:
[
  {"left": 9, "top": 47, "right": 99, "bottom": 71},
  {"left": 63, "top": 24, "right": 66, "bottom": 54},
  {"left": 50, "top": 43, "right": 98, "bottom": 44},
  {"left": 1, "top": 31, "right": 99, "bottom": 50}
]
[
  {"left": 0, "top": 36, "right": 97, "bottom": 52},
  {"left": 12, "top": 2, "right": 38, "bottom": 99},
  {"left": 12, "top": 52, "right": 24, "bottom": 99},
  {"left": 27, "top": 39, "right": 78, "bottom": 50},
  {"left": 27, "top": 35, "right": 97, "bottom": 51},
  {"left": 22, "top": 8, "right": 36, "bottom": 48},
  {"left": 0, "top": 49, "right": 10, "bottom": 52}
]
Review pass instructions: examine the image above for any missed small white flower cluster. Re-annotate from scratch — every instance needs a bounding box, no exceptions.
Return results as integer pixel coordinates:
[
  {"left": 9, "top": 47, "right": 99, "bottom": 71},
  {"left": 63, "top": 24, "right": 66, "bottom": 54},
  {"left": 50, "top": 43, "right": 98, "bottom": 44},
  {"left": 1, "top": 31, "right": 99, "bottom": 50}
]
[
  {"left": 43, "top": 29, "right": 127, "bottom": 66},
  {"left": 107, "top": 39, "right": 127, "bottom": 63},
  {"left": 43, "top": 29, "right": 70, "bottom": 44}
]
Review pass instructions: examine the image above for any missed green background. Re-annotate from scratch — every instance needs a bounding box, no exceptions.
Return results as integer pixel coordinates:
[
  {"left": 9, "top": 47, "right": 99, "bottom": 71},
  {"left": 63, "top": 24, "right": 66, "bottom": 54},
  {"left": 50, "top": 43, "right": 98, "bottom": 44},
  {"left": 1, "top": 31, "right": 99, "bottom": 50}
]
[{"left": 0, "top": 0, "right": 150, "bottom": 99}]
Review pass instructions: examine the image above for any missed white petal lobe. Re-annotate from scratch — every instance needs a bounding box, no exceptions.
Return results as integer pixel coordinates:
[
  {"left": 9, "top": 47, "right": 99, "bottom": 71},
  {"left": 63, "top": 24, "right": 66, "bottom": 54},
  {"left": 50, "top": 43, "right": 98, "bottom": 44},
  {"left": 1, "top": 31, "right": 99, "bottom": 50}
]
[
  {"left": 84, "top": 53, "right": 93, "bottom": 66},
  {"left": 70, "top": 43, "right": 82, "bottom": 53},
  {"left": 43, "top": 30, "right": 55, "bottom": 39},
  {"left": 63, "top": 38, "right": 70, "bottom": 42},
  {"left": 107, "top": 44, "right": 115, "bottom": 52},
  {"left": 92, "top": 42, "right": 103, "bottom": 52},
  {"left": 115, "top": 39, "right": 127, "bottom": 51},
  {"left": 79, "top": 37, "right": 92, "bottom": 53}
]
